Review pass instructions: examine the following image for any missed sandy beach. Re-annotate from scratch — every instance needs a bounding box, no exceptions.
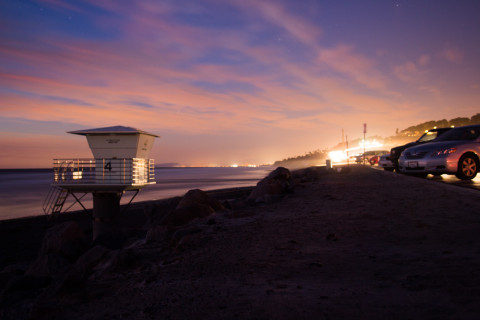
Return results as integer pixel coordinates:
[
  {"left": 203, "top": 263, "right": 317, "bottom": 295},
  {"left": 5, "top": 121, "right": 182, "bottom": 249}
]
[{"left": 2, "top": 165, "right": 480, "bottom": 319}]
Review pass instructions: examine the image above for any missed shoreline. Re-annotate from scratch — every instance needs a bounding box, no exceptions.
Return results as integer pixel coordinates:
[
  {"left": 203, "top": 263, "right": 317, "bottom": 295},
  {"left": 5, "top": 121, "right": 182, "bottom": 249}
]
[
  {"left": 0, "top": 166, "right": 271, "bottom": 221},
  {"left": 0, "top": 185, "right": 256, "bottom": 223}
]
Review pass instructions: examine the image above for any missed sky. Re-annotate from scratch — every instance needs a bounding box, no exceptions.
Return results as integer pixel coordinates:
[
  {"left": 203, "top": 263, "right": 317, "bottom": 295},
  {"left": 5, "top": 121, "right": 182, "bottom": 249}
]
[{"left": 1, "top": 0, "right": 479, "bottom": 168}]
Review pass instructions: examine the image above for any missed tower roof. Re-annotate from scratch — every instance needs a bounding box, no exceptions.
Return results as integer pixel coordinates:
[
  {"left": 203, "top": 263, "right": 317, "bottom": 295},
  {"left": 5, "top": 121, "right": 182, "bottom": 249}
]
[{"left": 68, "top": 125, "right": 159, "bottom": 137}]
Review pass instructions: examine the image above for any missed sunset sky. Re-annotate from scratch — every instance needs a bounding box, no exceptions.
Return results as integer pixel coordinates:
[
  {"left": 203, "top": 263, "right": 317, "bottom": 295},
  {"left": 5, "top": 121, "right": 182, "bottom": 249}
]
[{"left": 1, "top": 0, "right": 479, "bottom": 168}]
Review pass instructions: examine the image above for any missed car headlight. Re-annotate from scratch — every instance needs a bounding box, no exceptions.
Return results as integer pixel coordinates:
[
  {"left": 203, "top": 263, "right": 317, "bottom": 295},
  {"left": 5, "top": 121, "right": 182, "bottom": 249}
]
[{"left": 432, "top": 147, "right": 457, "bottom": 157}]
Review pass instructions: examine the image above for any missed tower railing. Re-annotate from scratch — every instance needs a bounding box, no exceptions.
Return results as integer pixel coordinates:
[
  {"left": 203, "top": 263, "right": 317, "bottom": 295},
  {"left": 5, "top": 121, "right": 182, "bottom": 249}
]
[{"left": 53, "top": 158, "right": 155, "bottom": 186}]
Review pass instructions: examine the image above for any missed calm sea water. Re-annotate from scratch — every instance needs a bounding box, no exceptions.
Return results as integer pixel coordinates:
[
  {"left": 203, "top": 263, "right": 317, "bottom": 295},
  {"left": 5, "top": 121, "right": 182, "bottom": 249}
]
[{"left": 0, "top": 167, "right": 272, "bottom": 221}]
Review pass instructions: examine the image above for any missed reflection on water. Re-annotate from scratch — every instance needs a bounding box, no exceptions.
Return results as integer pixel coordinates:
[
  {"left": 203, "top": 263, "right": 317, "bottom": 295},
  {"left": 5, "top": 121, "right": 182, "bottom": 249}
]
[{"left": 0, "top": 167, "right": 272, "bottom": 221}]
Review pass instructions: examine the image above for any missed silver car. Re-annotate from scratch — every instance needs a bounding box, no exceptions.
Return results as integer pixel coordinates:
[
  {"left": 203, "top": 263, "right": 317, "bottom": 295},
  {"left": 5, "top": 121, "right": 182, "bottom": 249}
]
[
  {"left": 378, "top": 153, "right": 394, "bottom": 171},
  {"left": 398, "top": 125, "right": 480, "bottom": 180}
]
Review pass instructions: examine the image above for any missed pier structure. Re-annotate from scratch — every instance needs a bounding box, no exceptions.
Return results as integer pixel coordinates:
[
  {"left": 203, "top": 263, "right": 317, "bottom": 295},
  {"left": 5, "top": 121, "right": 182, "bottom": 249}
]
[{"left": 44, "top": 125, "right": 159, "bottom": 241}]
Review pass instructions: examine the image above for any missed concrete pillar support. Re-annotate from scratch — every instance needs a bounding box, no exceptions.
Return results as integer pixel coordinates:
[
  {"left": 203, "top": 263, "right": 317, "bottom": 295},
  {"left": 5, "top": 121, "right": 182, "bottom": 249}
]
[{"left": 92, "top": 192, "right": 122, "bottom": 241}]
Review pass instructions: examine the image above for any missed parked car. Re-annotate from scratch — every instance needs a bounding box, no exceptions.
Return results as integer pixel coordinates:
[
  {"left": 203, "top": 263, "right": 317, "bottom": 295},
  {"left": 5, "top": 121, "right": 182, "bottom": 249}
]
[
  {"left": 390, "top": 127, "right": 452, "bottom": 171},
  {"left": 378, "top": 153, "right": 395, "bottom": 171},
  {"left": 355, "top": 150, "right": 389, "bottom": 165},
  {"left": 398, "top": 125, "right": 480, "bottom": 180}
]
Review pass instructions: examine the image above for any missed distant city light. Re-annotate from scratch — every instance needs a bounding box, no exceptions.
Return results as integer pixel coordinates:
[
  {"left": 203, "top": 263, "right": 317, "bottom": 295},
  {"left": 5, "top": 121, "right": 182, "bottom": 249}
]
[
  {"left": 328, "top": 139, "right": 384, "bottom": 163},
  {"left": 229, "top": 163, "right": 257, "bottom": 168}
]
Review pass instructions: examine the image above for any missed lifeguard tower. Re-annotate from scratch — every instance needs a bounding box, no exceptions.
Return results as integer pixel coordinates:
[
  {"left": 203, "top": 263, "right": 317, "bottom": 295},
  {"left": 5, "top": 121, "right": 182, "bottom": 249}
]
[{"left": 43, "top": 125, "right": 159, "bottom": 240}]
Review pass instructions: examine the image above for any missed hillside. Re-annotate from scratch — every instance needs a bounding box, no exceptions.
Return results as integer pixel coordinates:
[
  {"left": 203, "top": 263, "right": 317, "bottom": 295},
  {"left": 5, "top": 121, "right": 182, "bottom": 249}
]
[{"left": 274, "top": 113, "right": 480, "bottom": 167}]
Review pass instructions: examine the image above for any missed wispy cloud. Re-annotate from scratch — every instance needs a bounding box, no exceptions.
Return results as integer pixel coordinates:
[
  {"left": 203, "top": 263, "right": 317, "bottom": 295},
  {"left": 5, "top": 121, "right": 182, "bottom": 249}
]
[
  {"left": 239, "top": 0, "right": 323, "bottom": 47},
  {"left": 393, "top": 61, "right": 421, "bottom": 83},
  {"left": 441, "top": 45, "right": 463, "bottom": 64},
  {"left": 317, "top": 44, "right": 388, "bottom": 90}
]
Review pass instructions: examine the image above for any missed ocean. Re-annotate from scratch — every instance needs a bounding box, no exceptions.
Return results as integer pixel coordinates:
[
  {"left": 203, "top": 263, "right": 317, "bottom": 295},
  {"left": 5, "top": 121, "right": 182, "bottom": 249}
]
[{"left": 0, "top": 166, "right": 272, "bottom": 221}]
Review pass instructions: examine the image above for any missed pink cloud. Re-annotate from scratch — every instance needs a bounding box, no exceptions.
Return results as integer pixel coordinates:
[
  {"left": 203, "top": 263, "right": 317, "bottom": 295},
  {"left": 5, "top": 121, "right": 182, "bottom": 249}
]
[
  {"left": 417, "top": 54, "right": 430, "bottom": 66},
  {"left": 441, "top": 46, "right": 463, "bottom": 64},
  {"left": 393, "top": 61, "right": 420, "bottom": 82},
  {"left": 317, "top": 44, "right": 388, "bottom": 90}
]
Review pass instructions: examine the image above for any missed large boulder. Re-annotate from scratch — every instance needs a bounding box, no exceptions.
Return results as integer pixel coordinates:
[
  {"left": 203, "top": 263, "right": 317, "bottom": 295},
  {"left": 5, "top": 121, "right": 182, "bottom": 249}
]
[
  {"left": 176, "top": 189, "right": 225, "bottom": 211},
  {"left": 26, "top": 222, "right": 89, "bottom": 277},
  {"left": 247, "top": 167, "right": 293, "bottom": 203},
  {"left": 75, "top": 248, "right": 142, "bottom": 282},
  {"left": 143, "top": 197, "right": 182, "bottom": 228},
  {"left": 25, "top": 254, "right": 70, "bottom": 277},
  {"left": 74, "top": 245, "right": 112, "bottom": 278},
  {"left": 157, "top": 189, "right": 225, "bottom": 228},
  {"left": 38, "top": 222, "right": 89, "bottom": 262},
  {"left": 145, "top": 224, "right": 169, "bottom": 243}
]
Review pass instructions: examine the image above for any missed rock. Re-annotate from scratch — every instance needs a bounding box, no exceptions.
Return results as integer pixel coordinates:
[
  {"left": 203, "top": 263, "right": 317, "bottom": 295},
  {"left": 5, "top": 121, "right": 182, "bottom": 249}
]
[
  {"left": 1, "top": 274, "right": 52, "bottom": 297},
  {"left": 223, "top": 198, "right": 248, "bottom": 210},
  {"left": 52, "top": 268, "right": 86, "bottom": 296},
  {"left": 159, "top": 189, "right": 225, "bottom": 228},
  {"left": 26, "top": 254, "right": 71, "bottom": 277},
  {"left": 247, "top": 167, "right": 293, "bottom": 203},
  {"left": 74, "top": 245, "right": 111, "bottom": 277},
  {"left": 266, "top": 166, "right": 292, "bottom": 181},
  {"left": 37, "top": 222, "right": 89, "bottom": 263},
  {"left": 0, "top": 264, "right": 27, "bottom": 292},
  {"left": 25, "top": 222, "right": 89, "bottom": 277},
  {"left": 90, "top": 248, "right": 139, "bottom": 278},
  {"left": 28, "top": 268, "right": 88, "bottom": 320},
  {"left": 177, "top": 189, "right": 225, "bottom": 211},
  {"left": 169, "top": 227, "right": 203, "bottom": 249},
  {"left": 161, "top": 204, "right": 214, "bottom": 228},
  {"left": 92, "top": 228, "right": 127, "bottom": 250},
  {"left": 143, "top": 197, "right": 181, "bottom": 227},
  {"left": 145, "top": 224, "right": 169, "bottom": 243},
  {"left": 0, "top": 274, "right": 52, "bottom": 316}
]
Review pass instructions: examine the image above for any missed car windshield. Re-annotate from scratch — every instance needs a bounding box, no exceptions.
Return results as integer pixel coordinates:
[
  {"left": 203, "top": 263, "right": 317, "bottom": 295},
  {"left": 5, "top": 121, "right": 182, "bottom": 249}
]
[
  {"left": 435, "top": 127, "right": 480, "bottom": 141},
  {"left": 417, "top": 131, "right": 438, "bottom": 142}
]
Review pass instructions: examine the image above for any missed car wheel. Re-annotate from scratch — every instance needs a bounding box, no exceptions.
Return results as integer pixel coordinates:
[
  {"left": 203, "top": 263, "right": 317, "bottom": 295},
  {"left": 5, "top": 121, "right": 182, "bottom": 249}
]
[{"left": 456, "top": 154, "right": 478, "bottom": 180}]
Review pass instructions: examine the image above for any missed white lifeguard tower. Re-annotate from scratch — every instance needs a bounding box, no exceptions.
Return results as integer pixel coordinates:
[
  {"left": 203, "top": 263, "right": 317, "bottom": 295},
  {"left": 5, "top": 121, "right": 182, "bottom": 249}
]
[{"left": 43, "top": 125, "right": 159, "bottom": 240}]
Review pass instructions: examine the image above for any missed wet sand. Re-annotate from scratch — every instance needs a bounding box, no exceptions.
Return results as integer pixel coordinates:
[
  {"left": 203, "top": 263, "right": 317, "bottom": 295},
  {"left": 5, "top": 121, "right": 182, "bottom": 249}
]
[{"left": 2, "top": 165, "right": 480, "bottom": 319}]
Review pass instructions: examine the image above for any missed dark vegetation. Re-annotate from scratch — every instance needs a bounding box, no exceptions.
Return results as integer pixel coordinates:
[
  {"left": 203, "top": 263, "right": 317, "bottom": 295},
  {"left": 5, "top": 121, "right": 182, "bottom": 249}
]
[
  {"left": 273, "top": 150, "right": 329, "bottom": 168},
  {"left": 397, "top": 113, "right": 480, "bottom": 137},
  {"left": 274, "top": 113, "right": 480, "bottom": 167}
]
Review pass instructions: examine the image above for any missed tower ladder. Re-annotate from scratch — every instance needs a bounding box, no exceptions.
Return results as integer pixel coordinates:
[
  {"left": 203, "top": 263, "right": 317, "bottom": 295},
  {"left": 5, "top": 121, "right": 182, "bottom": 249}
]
[{"left": 43, "top": 186, "right": 69, "bottom": 217}]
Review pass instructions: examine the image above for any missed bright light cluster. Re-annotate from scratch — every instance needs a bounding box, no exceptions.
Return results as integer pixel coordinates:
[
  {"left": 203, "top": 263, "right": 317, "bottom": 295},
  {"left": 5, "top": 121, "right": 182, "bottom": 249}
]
[
  {"left": 328, "top": 139, "right": 385, "bottom": 163},
  {"left": 328, "top": 150, "right": 348, "bottom": 163}
]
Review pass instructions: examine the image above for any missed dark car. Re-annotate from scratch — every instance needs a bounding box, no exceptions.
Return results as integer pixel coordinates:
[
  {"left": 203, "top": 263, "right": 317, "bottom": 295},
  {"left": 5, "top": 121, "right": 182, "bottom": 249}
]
[{"left": 390, "top": 127, "right": 452, "bottom": 171}]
